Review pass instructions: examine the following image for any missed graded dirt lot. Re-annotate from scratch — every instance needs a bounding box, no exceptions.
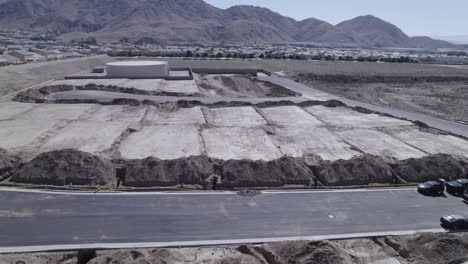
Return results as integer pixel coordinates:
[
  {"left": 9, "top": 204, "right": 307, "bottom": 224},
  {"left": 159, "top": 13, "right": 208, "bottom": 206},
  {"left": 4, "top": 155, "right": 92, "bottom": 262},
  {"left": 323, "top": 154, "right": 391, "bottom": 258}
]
[
  {"left": 1, "top": 58, "right": 468, "bottom": 188},
  {"left": 294, "top": 73, "right": 468, "bottom": 123},
  {"left": 1, "top": 99, "right": 468, "bottom": 188},
  {"left": 0, "top": 55, "right": 113, "bottom": 97},
  {"left": 162, "top": 59, "right": 468, "bottom": 123},
  {"left": 2, "top": 232, "right": 468, "bottom": 264}
]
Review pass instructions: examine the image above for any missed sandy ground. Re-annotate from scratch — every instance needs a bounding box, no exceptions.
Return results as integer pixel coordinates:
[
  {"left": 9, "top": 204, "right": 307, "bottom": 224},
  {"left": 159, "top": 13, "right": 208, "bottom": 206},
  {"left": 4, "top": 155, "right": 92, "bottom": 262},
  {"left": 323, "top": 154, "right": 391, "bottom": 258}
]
[
  {"left": 2, "top": 232, "right": 468, "bottom": 264},
  {"left": 0, "top": 56, "right": 113, "bottom": 97},
  {"left": 294, "top": 74, "right": 468, "bottom": 123},
  {"left": 196, "top": 74, "right": 300, "bottom": 98}
]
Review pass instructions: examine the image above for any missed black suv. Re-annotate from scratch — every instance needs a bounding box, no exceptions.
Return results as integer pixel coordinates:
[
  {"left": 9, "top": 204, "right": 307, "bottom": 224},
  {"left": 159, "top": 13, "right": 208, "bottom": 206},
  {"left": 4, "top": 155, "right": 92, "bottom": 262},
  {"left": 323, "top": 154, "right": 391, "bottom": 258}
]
[
  {"left": 417, "top": 180, "right": 445, "bottom": 196},
  {"left": 446, "top": 179, "right": 468, "bottom": 195},
  {"left": 441, "top": 215, "right": 468, "bottom": 230}
]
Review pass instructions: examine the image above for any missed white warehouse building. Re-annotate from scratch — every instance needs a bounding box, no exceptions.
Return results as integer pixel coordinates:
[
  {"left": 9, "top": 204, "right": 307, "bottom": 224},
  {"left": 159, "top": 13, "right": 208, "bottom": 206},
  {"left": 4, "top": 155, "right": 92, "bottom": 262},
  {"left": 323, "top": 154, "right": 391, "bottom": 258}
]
[{"left": 106, "top": 61, "right": 169, "bottom": 78}]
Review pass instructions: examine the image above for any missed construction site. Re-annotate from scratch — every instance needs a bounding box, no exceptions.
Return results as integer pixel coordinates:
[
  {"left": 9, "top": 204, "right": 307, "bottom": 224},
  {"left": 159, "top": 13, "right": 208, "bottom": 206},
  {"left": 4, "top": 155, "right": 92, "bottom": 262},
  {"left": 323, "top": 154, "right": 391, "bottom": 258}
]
[{"left": 1, "top": 57, "right": 467, "bottom": 189}]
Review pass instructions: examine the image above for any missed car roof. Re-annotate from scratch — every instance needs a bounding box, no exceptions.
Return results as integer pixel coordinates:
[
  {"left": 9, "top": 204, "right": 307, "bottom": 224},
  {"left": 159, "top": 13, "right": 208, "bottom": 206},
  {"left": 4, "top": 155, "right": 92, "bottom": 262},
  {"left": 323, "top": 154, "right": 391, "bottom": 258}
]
[
  {"left": 446, "top": 215, "right": 467, "bottom": 220},
  {"left": 456, "top": 179, "right": 468, "bottom": 183},
  {"left": 427, "top": 181, "right": 442, "bottom": 185}
]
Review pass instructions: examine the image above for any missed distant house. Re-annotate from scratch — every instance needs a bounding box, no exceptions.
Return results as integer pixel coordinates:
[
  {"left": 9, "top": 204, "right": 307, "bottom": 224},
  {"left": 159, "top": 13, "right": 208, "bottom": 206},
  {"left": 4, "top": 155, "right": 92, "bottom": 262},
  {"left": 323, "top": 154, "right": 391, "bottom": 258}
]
[
  {"left": 5, "top": 50, "right": 45, "bottom": 63},
  {"left": 0, "top": 54, "right": 21, "bottom": 65}
]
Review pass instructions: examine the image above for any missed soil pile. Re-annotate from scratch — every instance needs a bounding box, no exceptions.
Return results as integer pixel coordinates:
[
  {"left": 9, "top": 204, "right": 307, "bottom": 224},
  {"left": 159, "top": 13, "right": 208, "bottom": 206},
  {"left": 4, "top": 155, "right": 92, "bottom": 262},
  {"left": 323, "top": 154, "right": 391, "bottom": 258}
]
[
  {"left": 0, "top": 148, "right": 21, "bottom": 181},
  {"left": 238, "top": 241, "right": 353, "bottom": 264},
  {"left": 384, "top": 233, "right": 468, "bottom": 264},
  {"left": 317, "top": 154, "right": 395, "bottom": 186},
  {"left": 394, "top": 154, "right": 467, "bottom": 182},
  {"left": 197, "top": 75, "right": 300, "bottom": 98},
  {"left": 219, "top": 156, "right": 315, "bottom": 187},
  {"left": 11, "top": 149, "right": 115, "bottom": 186},
  {"left": 2, "top": 233, "right": 468, "bottom": 263},
  {"left": 13, "top": 88, "right": 46, "bottom": 103},
  {"left": 123, "top": 156, "right": 214, "bottom": 187}
]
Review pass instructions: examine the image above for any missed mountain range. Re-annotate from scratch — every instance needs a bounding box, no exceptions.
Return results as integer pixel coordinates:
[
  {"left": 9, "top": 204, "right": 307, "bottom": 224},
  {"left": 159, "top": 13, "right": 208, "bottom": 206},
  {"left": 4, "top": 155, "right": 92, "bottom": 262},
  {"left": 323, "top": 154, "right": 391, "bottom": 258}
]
[{"left": 0, "top": 0, "right": 454, "bottom": 48}]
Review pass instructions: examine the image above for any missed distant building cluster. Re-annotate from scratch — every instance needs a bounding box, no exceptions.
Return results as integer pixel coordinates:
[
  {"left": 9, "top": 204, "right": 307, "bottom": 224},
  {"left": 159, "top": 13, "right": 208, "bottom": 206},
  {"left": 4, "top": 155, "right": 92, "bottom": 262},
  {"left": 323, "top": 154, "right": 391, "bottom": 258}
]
[{"left": 1, "top": 28, "right": 468, "bottom": 66}]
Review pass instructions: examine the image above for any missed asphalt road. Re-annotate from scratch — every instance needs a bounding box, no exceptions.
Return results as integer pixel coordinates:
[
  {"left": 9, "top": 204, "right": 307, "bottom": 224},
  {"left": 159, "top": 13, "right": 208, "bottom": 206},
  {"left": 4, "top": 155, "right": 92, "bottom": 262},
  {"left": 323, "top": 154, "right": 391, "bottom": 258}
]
[
  {"left": 262, "top": 76, "right": 468, "bottom": 138},
  {"left": 0, "top": 188, "right": 467, "bottom": 252}
]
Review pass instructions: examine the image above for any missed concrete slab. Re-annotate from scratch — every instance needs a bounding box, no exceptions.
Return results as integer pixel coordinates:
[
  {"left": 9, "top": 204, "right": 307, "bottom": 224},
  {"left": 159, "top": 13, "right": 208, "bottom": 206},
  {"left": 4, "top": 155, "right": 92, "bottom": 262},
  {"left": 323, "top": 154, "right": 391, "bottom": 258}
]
[
  {"left": 119, "top": 125, "right": 203, "bottom": 159},
  {"left": 392, "top": 130, "right": 468, "bottom": 158},
  {"left": 40, "top": 121, "right": 128, "bottom": 153},
  {"left": 338, "top": 129, "right": 427, "bottom": 160},
  {"left": 143, "top": 106, "right": 206, "bottom": 125},
  {"left": 270, "top": 125, "right": 359, "bottom": 161},
  {"left": 305, "top": 106, "right": 412, "bottom": 128},
  {"left": 0, "top": 102, "right": 37, "bottom": 120},
  {"left": 18, "top": 104, "right": 94, "bottom": 120},
  {"left": 260, "top": 106, "right": 323, "bottom": 126},
  {"left": 160, "top": 80, "right": 199, "bottom": 94},
  {"left": 0, "top": 119, "right": 58, "bottom": 149},
  {"left": 86, "top": 105, "right": 147, "bottom": 123},
  {"left": 204, "top": 107, "right": 266, "bottom": 127},
  {"left": 202, "top": 127, "right": 282, "bottom": 160}
]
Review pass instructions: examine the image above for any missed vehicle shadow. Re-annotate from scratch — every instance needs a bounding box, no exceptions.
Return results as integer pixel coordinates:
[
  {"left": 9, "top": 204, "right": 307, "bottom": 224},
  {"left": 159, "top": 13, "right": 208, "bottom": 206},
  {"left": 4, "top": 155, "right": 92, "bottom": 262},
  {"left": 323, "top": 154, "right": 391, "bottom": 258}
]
[{"left": 419, "top": 192, "right": 448, "bottom": 198}]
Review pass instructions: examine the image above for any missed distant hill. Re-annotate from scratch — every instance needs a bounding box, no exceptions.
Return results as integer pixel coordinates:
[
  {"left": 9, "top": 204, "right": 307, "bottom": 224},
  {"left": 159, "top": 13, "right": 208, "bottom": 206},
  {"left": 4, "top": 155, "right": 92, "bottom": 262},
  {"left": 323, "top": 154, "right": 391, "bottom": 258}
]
[{"left": 0, "top": 0, "right": 454, "bottom": 48}]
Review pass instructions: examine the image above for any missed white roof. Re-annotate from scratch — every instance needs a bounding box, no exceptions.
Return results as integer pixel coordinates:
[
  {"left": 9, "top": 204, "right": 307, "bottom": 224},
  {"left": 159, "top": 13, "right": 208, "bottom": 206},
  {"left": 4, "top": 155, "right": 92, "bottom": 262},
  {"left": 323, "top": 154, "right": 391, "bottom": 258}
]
[{"left": 107, "top": 61, "right": 168, "bottom": 66}]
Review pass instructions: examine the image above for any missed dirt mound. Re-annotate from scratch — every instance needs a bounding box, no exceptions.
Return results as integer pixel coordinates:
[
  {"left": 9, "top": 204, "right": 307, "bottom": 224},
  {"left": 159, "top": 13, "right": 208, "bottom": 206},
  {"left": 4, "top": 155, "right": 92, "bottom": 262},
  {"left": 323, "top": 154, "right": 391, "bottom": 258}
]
[
  {"left": 219, "top": 156, "right": 315, "bottom": 187},
  {"left": 317, "top": 154, "right": 396, "bottom": 186},
  {"left": 237, "top": 189, "right": 262, "bottom": 197},
  {"left": 394, "top": 154, "right": 467, "bottom": 182},
  {"left": 11, "top": 149, "right": 115, "bottom": 186},
  {"left": 239, "top": 240, "right": 353, "bottom": 264},
  {"left": 122, "top": 156, "right": 214, "bottom": 187},
  {"left": 197, "top": 75, "right": 300, "bottom": 98},
  {"left": 13, "top": 88, "right": 47, "bottom": 103},
  {"left": 0, "top": 148, "right": 21, "bottom": 181},
  {"left": 384, "top": 233, "right": 468, "bottom": 264}
]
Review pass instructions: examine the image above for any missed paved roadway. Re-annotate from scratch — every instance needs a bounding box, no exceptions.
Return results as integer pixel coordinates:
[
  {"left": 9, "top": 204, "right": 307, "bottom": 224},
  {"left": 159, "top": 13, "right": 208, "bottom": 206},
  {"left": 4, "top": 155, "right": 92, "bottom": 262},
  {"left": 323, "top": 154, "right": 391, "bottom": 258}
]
[{"left": 0, "top": 188, "right": 467, "bottom": 253}]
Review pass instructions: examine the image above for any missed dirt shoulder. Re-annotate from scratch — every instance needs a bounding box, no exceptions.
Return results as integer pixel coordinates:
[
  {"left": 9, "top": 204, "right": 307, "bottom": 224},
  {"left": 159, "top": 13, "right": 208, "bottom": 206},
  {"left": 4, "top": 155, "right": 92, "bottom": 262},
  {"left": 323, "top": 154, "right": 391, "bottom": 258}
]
[
  {"left": 2, "top": 232, "right": 467, "bottom": 264},
  {"left": 293, "top": 73, "right": 468, "bottom": 123}
]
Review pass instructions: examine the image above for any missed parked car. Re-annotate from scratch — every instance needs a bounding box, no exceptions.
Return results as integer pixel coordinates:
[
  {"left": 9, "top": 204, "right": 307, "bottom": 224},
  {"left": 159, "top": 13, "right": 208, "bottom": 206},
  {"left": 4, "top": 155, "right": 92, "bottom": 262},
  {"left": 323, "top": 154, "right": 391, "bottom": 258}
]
[
  {"left": 446, "top": 179, "right": 468, "bottom": 195},
  {"left": 417, "top": 180, "right": 445, "bottom": 195},
  {"left": 441, "top": 215, "right": 468, "bottom": 230}
]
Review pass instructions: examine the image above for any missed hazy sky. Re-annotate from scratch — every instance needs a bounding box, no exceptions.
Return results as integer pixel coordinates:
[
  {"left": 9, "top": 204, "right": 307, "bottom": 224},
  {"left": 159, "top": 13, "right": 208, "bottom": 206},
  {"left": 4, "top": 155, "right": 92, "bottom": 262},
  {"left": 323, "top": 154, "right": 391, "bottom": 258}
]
[{"left": 205, "top": 0, "right": 467, "bottom": 37}]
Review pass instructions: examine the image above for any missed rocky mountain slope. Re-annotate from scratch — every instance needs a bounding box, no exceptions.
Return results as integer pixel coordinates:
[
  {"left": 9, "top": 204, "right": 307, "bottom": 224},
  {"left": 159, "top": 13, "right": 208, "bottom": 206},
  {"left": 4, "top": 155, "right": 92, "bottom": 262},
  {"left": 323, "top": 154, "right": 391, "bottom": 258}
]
[{"left": 0, "top": 0, "right": 453, "bottom": 47}]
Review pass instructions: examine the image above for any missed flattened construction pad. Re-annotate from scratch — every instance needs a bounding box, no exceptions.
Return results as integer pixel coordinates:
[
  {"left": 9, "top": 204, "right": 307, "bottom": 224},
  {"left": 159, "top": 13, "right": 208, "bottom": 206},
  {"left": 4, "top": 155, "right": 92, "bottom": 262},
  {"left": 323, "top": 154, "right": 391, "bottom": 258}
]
[
  {"left": 119, "top": 124, "right": 203, "bottom": 159},
  {"left": 392, "top": 130, "right": 468, "bottom": 158},
  {"left": 305, "top": 106, "right": 412, "bottom": 128},
  {"left": 270, "top": 125, "right": 359, "bottom": 161},
  {"left": 143, "top": 106, "right": 206, "bottom": 125},
  {"left": 40, "top": 120, "right": 128, "bottom": 153},
  {"left": 260, "top": 106, "right": 323, "bottom": 126},
  {"left": 338, "top": 129, "right": 427, "bottom": 160},
  {"left": 202, "top": 127, "right": 282, "bottom": 160},
  {"left": 18, "top": 104, "right": 94, "bottom": 120},
  {"left": 204, "top": 106, "right": 266, "bottom": 127},
  {"left": 86, "top": 105, "right": 147, "bottom": 123},
  {"left": 0, "top": 119, "right": 58, "bottom": 149}
]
